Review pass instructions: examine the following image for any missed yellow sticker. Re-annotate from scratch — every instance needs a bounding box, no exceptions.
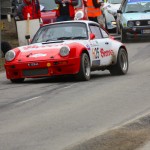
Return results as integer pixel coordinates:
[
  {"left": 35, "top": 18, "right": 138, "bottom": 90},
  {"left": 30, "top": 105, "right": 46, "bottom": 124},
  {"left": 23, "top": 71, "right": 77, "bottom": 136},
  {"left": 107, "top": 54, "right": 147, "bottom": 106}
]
[{"left": 47, "top": 63, "right": 51, "bottom": 67}]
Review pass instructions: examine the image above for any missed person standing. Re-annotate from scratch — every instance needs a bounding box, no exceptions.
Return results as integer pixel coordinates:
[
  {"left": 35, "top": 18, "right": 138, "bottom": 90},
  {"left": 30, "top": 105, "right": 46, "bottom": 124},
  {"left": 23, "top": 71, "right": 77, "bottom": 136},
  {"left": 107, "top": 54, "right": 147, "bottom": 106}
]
[
  {"left": 55, "top": 0, "right": 78, "bottom": 22},
  {"left": 17, "top": 0, "right": 41, "bottom": 20},
  {"left": 86, "top": 0, "right": 103, "bottom": 23}
]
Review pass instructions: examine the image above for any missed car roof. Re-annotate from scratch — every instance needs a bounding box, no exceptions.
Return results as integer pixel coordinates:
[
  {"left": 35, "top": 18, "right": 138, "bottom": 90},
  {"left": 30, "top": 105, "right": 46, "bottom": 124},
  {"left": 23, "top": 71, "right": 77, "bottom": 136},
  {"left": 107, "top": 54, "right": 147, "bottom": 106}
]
[{"left": 42, "top": 20, "right": 100, "bottom": 27}]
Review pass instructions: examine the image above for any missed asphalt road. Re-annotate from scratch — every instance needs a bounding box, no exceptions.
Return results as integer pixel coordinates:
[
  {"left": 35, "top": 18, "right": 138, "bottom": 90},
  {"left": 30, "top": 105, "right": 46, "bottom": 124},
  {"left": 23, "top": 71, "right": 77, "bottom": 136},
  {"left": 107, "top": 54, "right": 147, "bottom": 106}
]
[{"left": 0, "top": 41, "right": 150, "bottom": 150}]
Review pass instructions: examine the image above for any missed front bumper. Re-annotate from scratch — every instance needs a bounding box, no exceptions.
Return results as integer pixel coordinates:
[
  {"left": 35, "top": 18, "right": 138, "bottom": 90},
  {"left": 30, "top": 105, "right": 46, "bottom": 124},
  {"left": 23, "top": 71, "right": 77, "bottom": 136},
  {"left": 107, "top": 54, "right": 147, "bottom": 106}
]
[
  {"left": 5, "top": 57, "right": 80, "bottom": 79},
  {"left": 123, "top": 26, "right": 150, "bottom": 39}
]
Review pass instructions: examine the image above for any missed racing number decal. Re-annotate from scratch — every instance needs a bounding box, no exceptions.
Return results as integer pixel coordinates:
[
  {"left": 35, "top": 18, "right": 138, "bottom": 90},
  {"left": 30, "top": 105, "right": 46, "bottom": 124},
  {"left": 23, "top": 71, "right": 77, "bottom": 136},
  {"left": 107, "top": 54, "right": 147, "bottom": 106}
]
[{"left": 92, "top": 47, "right": 100, "bottom": 59}]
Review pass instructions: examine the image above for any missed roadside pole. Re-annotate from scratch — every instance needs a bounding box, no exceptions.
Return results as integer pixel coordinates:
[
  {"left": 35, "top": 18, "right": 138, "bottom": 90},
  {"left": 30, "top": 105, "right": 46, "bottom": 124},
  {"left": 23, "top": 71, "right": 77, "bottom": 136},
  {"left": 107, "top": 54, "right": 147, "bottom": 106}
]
[
  {"left": 25, "top": 13, "right": 31, "bottom": 45},
  {"left": 0, "top": 21, "right": 5, "bottom": 58}
]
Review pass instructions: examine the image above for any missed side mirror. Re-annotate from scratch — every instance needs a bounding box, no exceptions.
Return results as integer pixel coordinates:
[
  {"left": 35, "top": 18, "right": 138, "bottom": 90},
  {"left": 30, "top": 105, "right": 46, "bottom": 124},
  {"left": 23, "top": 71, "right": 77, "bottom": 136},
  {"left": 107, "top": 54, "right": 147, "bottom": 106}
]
[
  {"left": 117, "top": 10, "right": 122, "bottom": 13},
  {"left": 90, "top": 33, "right": 95, "bottom": 40}
]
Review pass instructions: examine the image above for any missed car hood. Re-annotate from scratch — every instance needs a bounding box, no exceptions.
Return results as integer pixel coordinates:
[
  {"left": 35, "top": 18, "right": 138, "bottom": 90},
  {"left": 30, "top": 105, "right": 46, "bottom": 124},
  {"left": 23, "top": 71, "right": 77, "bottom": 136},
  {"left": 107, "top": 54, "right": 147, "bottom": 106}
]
[
  {"left": 15, "top": 40, "right": 87, "bottom": 62},
  {"left": 16, "top": 42, "right": 69, "bottom": 61},
  {"left": 123, "top": 13, "right": 150, "bottom": 21}
]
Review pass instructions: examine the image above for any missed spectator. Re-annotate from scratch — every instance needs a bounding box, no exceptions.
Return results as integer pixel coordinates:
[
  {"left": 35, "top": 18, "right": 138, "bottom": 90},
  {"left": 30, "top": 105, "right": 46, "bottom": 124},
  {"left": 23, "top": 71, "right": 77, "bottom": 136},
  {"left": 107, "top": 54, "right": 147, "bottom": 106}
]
[
  {"left": 1, "top": 41, "right": 12, "bottom": 57},
  {"left": 17, "top": 0, "right": 41, "bottom": 20},
  {"left": 55, "top": 0, "right": 78, "bottom": 22},
  {"left": 86, "top": 0, "right": 103, "bottom": 23}
]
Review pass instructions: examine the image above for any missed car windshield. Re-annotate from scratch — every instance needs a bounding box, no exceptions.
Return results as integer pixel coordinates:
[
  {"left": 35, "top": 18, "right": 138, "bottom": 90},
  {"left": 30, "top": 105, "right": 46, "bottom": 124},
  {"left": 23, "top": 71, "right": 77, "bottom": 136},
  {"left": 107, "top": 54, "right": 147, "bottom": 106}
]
[
  {"left": 32, "top": 22, "right": 88, "bottom": 43},
  {"left": 108, "top": 0, "right": 122, "bottom": 4},
  {"left": 39, "top": 0, "right": 82, "bottom": 11},
  {"left": 124, "top": 0, "right": 150, "bottom": 13}
]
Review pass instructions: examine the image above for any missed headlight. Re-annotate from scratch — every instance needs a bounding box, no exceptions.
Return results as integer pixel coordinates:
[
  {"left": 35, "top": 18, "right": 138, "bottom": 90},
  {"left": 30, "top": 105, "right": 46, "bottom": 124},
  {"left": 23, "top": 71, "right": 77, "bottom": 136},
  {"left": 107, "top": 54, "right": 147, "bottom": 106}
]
[
  {"left": 135, "top": 21, "right": 140, "bottom": 26},
  {"left": 74, "top": 11, "right": 84, "bottom": 20},
  {"left": 60, "top": 46, "right": 70, "bottom": 57},
  {"left": 5, "top": 50, "right": 16, "bottom": 61},
  {"left": 127, "top": 21, "right": 134, "bottom": 27}
]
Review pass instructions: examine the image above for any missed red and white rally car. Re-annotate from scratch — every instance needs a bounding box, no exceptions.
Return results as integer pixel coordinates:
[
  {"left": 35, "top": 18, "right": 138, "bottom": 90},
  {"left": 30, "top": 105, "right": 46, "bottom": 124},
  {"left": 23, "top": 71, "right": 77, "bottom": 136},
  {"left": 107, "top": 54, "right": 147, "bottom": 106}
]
[{"left": 4, "top": 20, "right": 129, "bottom": 83}]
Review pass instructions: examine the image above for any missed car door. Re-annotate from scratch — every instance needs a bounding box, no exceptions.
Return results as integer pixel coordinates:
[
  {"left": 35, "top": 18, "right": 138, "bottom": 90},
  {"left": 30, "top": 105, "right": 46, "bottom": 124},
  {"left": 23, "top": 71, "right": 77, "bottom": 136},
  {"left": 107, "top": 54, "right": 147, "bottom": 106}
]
[
  {"left": 89, "top": 23, "right": 113, "bottom": 67},
  {"left": 99, "top": 27, "right": 114, "bottom": 66},
  {"left": 88, "top": 24, "right": 103, "bottom": 67}
]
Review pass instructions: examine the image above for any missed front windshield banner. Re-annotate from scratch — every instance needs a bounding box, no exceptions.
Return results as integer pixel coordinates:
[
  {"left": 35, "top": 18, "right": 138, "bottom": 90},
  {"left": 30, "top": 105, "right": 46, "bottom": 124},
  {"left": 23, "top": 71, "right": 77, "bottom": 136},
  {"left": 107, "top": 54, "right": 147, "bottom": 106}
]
[{"left": 128, "top": 0, "right": 150, "bottom": 3}]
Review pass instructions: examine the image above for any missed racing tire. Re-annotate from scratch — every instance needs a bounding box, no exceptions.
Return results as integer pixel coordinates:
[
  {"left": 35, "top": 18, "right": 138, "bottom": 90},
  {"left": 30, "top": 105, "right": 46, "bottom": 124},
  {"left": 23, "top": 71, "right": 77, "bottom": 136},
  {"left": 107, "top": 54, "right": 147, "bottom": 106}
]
[
  {"left": 121, "top": 28, "right": 127, "bottom": 43},
  {"left": 109, "top": 48, "right": 128, "bottom": 75},
  {"left": 75, "top": 53, "right": 91, "bottom": 81},
  {"left": 10, "top": 78, "right": 25, "bottom": 83}
]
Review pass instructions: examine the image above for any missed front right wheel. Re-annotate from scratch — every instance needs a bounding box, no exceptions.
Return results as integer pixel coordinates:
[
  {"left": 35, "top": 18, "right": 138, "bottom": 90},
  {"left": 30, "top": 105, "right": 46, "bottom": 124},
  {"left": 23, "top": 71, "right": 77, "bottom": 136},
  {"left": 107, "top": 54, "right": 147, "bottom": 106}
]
[
  {"left": 109, "top": 48, "right": 128, "bottom": 75},
  {"left": 75, "top": 53, "right": 91, "bottom": 81}
]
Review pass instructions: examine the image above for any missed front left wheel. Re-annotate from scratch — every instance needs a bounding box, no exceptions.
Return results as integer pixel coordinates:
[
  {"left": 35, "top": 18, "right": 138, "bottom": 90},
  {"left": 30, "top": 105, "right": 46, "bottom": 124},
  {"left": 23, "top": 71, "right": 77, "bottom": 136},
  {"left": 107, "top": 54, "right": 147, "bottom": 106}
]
[{"left": 75, "top": 53, "right": 91, "bottom": 81}]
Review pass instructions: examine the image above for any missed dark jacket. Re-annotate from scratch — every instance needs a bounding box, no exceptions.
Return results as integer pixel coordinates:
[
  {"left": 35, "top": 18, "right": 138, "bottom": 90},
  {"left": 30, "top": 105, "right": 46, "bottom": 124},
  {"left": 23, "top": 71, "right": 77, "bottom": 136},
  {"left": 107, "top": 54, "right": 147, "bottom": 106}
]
[
  {"left": 92, "top": 0, "right": 101, "bottom": 8},
  {"left": 55, "top": 0, "right": 78, "bottom": 18}
]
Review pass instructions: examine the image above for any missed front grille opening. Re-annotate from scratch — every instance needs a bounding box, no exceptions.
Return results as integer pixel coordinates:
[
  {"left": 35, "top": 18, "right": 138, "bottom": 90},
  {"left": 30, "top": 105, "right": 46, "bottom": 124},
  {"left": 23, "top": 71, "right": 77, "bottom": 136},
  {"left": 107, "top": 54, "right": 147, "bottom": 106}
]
[{"left": 23, "top": 68, "right": 48, "bottom": 77}]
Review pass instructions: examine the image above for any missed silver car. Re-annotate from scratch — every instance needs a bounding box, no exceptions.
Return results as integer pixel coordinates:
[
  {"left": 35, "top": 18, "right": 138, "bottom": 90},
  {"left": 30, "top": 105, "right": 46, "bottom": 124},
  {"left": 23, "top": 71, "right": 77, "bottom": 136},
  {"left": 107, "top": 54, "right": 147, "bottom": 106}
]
[{"left": 102, "top": 0, "right": 122, "bottom": 32}]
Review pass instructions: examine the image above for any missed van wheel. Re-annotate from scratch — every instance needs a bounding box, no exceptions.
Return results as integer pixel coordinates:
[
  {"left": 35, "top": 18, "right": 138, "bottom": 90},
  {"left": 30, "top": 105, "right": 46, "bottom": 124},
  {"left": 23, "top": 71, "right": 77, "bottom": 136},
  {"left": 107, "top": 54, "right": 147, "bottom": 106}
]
[{"left": 121, "top": 28, "right": 127, "bottom": 43}]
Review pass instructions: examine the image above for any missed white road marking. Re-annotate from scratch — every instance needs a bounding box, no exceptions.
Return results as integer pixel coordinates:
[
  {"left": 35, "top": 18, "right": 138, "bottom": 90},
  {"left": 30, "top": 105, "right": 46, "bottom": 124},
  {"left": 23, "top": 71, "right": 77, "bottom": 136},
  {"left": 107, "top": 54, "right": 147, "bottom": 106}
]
[
  {"left": 16, "top": 84, "right": 77, "bottom": 105},
  {"left": 17, "top": 96, "right": 41, "bottom": 104},
  {"left": 63, "top": 83, "right": 78, "bottom": 89}
]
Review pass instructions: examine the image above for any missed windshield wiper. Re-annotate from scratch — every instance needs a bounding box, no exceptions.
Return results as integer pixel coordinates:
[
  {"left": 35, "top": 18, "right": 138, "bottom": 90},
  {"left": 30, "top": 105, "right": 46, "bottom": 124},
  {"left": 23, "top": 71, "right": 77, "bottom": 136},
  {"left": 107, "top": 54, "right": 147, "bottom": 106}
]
[
  {"left": 72, "top": 36, "right": 87, "bottom": 39},
  {"left": 57, "top": 37, "right": 72, "bottom": 40},
  {"left": 42, "top": 40, "right": 64, "bottom": 44},
  {"left": 45, "top": 39, "right": 57, "bottom": 42},
  {"left": 142, "top": 10, "right": 150, "bottom": 12},
  {"left": 125, "top": 11, "right": 139, "bottom": 13}
]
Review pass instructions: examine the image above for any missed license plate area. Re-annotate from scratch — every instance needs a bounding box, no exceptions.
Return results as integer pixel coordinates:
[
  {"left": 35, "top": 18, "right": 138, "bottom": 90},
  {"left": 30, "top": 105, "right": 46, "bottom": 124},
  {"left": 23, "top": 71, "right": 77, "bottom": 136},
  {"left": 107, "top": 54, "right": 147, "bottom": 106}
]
[{"left": 142, "top": 29, "right": 150, "bottom": 34}]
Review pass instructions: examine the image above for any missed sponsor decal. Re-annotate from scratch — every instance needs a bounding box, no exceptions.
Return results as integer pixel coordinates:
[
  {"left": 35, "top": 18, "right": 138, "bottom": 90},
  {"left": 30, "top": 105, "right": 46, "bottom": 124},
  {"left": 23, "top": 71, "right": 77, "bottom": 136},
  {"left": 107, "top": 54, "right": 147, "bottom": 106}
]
[
  {"left": 47, "top": 63, "right": 51, "bottom": 67},
  {"left": 30, "top": 53, "right": 47, "bottom": 58},
  {"left": 100, "top": 48, "right": 114, "bottom": 57},
  {"left": 20, "top": 44, "right": 61, "bottom": 51},
  {"left": 86, "top": 44, "right": 91, "bottom": 50},
  {"left": 128, "top": 0, "right": 150, "bottom": 3},
  {"left": 92, "top": 47, "right": 100, "bottom": 59}
]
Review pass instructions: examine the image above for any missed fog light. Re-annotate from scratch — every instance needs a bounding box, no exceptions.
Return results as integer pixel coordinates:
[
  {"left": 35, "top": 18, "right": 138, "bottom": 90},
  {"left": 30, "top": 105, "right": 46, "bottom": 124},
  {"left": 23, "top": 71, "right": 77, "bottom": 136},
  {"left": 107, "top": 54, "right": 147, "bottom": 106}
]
[{"left": 136, "top": 21, "right": 140, "bottom": 26}]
